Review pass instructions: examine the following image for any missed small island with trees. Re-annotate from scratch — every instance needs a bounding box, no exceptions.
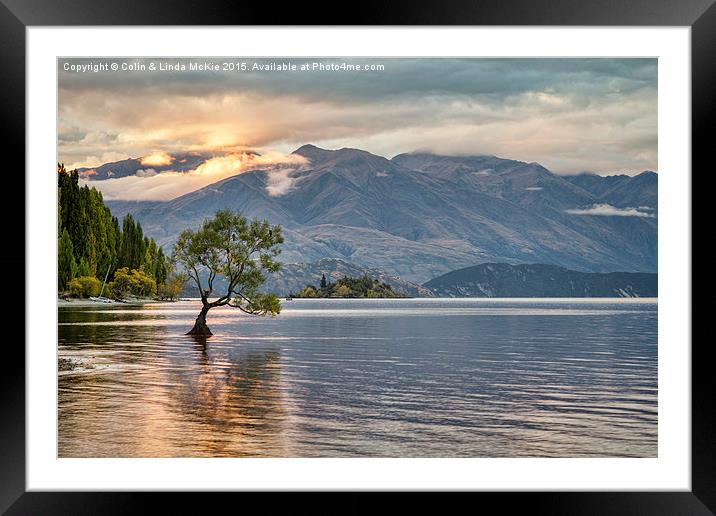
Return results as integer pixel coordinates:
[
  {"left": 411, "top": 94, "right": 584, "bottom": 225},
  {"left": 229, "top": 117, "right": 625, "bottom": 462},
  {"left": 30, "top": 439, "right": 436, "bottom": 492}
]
[{"left": 291, "top": 274, "right": 408, "bottom": 299}]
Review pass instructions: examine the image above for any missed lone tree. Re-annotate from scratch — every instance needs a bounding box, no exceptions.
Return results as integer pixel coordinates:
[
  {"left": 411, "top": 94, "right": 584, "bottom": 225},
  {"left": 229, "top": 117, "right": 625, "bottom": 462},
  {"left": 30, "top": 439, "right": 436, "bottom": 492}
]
[{"left": 172, "top": 209, "right": 284, "bottom": 336}]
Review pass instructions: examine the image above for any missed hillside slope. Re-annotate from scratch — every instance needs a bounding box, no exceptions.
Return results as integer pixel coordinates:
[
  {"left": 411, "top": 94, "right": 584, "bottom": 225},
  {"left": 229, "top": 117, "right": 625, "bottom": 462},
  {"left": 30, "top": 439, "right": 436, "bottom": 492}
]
[
  {"left": 423, "top": 263, "right": 657, "bottom": 298},
  {"left": 99, "top": 145, "right": 657, "bottom": 283}
]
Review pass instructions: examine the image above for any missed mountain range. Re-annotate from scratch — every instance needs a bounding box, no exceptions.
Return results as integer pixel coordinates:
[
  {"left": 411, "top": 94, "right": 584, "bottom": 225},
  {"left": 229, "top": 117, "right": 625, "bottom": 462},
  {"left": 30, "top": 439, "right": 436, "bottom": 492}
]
[
  {"left": 101, "top": 145, "right": 657, "bottom": 284},
  {"left": 78, "top": 152, "right": 216, "bottom": 180},
  {"left": 423, "top": 263, "right": 657, "bottom": 298}
]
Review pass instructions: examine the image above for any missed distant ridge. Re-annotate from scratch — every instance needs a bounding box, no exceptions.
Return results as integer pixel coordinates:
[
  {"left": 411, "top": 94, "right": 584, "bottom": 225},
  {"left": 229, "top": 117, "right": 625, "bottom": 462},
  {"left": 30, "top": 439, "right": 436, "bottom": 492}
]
[
  {"left": 92, "top": 145, "right": 657, "bottom": 283},
  {"left": 563, "top": 171, "right": 657, "bottom": 209},
  {"left": 77, "top": 152, "right": 217, "bottom": 180},
  {"left": 423, "top": 263, "right": 657, "bottom": 298}
]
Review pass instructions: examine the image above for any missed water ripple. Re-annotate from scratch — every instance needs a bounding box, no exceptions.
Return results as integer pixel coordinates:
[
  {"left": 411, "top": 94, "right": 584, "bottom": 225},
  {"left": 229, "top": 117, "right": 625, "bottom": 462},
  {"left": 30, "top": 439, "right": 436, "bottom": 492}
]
[{"left": 58, "top": 298, "right": 657, "bottom": 458}]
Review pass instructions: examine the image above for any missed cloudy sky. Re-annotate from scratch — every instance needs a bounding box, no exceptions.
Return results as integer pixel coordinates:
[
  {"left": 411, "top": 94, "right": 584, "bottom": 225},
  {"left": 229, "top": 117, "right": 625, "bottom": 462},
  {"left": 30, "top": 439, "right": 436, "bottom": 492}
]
[{"left": 59, "top": 57, "right": 657, "bottom": 199}]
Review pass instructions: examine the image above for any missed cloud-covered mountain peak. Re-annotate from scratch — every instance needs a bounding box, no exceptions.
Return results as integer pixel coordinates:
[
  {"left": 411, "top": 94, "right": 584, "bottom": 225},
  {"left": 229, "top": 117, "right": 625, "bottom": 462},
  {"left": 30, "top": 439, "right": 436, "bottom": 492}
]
[
  {"left": 292, "top": 143, "right": 326, "bottom": 158},
  {"left": 391, "top": 152, "right": 524, "bottom": 176},
  {"left": 293, "top": 145, "right": 396, "bottom": 173}
]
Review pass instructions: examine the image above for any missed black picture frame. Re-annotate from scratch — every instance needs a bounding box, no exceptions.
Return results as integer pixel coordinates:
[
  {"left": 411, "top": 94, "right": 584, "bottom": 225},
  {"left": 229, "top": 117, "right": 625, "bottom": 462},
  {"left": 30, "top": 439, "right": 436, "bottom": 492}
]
[{"left": 3, "top": 0, "right": 706, "bottom": 513}]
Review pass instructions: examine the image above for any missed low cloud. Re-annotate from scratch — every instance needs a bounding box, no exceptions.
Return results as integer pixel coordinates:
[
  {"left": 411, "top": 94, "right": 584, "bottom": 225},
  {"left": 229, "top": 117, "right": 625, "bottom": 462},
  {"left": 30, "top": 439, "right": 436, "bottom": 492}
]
[
  {"left": 135, "top": 168, "right": 157, "bottom": 177},
  {"left": 265, "top": 168, "right": 303, "bottom": 197},
  {"left": 83, "top": 152, "right": 308, "bottom": 201},
  {"left": 565, "top": 204, "right": 655, "bottom": 218}
]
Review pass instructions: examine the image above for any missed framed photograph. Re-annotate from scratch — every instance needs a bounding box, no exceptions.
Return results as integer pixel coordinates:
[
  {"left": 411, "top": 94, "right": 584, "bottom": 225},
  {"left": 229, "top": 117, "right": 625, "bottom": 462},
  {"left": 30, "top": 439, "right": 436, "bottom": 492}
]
[{"left": 5, "top": 0, "right": 708, "bottom": 512}]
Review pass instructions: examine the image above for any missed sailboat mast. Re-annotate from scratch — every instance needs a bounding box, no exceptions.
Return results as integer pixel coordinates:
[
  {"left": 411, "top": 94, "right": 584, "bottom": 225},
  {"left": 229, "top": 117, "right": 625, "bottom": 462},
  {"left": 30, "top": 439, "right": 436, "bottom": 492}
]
[{"left": 98, "top": 263, "right": 111, "bottom": 298}]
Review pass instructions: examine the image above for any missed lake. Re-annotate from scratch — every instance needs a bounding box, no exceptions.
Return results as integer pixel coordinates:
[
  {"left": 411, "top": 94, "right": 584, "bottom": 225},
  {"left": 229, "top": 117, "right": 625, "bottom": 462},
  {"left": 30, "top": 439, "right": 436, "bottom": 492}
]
[{"left": 58, "top": 298, "right": 657, "bottom": 457}]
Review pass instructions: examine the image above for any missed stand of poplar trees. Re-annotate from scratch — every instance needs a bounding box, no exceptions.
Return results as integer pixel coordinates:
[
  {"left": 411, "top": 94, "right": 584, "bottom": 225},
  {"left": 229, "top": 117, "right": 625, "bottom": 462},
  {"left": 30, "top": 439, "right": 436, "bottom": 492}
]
[{"left": 57, "top": 164, "right": 168, "bottom": 294}]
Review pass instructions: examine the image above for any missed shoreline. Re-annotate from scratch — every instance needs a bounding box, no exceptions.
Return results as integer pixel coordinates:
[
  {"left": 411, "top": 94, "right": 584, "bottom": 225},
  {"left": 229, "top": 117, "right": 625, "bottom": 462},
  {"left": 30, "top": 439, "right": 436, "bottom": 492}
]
[
  {"left": 58, "top": 296, "right": 658, "bottom": 307},
  {"left": 57, "top": 297, "right": 165, "bottom": 307}
]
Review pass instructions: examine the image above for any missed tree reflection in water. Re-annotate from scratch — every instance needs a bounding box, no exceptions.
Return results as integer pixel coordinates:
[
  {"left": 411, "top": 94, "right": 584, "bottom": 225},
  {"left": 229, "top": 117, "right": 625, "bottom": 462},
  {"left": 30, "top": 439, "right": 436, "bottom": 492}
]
[
  {"left": 160, "top": 334, "right": 291, "bottom": 457},
  {"left": 59, "top": 306, "right": 292, "bottom": 457}
]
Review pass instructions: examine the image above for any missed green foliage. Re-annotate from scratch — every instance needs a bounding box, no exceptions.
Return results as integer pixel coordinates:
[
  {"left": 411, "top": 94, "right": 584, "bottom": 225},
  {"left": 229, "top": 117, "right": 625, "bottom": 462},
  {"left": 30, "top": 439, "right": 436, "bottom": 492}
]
[
  {"left": 57, "top": 166, "right": 278, "bottom": 306},
  {"left": 294, "top": 274, "right": 407, "bottom": 299},
  {"left": 233, "top": 291, "right": 282, "bottom": 315},
  {"left": 172, "top": 209, "right": 284, "bottom": 316},
  {"left": 57, "top": 163, "right": 169, "bottom": 297},
  {"left": 108, "top": 267, "right": 156, "bottom": 299},
  {"left": 68, "top": 276, "right": 102, "bottom": 298},
  {"left": 333, "top": 284, "right": 352, "bottom": 297},
  {"left": 159, "top": 271, "right": 187, "bottom": 301},
  {"left": 119, "top": 214, "right": 146, "bottom": 271},
  {"left": 58, "top": 164, "right": 115, "bottom": 277},
  {"left": 154, "top": 247, "right": 168, "bottom": 295},
  {"left": 58, "top": 227, "right": 77, "bottom": 291},
  {"left": 156, "top": 257, "right": 185, "bottom": 300},
  {"left": 298, "top": 285, "right": 318, "bottom": 298},
  {"left": 76, "top": 258, "right": 91, "bottom": 278}
]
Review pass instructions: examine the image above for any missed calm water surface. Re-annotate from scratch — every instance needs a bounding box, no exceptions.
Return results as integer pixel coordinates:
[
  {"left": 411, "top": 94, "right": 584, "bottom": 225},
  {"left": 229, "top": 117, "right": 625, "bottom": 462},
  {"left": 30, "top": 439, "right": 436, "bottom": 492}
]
[{"left": 58, "top": 298, "right": 657, "bottom": 457}]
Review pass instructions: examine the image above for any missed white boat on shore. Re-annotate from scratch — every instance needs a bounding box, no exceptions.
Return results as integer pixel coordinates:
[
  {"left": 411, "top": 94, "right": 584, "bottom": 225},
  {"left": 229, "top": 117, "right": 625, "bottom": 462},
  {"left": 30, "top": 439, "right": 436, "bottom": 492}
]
[{"left": 88, "top": 296, "right": 113, "bottom": 303}]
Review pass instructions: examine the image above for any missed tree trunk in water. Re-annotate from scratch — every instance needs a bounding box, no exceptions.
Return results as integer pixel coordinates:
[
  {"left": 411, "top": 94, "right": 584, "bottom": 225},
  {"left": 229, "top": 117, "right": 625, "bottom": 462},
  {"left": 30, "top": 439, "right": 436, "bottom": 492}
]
[{"left": 187, "top": 304, "right": 212, "bottom": 336}]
